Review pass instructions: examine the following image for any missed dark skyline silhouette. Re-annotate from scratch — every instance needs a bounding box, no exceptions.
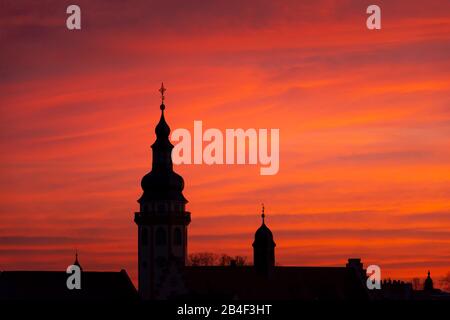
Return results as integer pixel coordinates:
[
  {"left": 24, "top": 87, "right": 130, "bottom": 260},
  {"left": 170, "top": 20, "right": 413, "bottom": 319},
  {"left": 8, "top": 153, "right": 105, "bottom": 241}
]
[{"left": 3, "top": 88, "right": 448, "bottom": 301}]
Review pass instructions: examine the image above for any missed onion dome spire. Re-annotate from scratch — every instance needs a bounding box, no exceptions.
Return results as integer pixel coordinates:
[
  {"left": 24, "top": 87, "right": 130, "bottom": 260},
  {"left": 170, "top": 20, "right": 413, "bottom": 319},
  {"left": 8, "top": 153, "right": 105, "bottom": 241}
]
[{"left": 139, "top": 83, "right": 187, "bottom": 204}]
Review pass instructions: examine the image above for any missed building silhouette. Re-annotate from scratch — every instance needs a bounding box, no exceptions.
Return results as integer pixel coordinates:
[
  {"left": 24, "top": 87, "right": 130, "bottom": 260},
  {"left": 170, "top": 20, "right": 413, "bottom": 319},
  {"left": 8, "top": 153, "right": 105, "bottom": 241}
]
[
  {"left": 424, "top": 271, "right": 434, "bottom": 292},
  {"left": 132, "top": 86, "right": 368, "bottom": 300},
  {"left": 1, "top": 85, "right": 449, "bottom": 301},
  {"left": 0, "top": 254, "right": 137, "bottom": 301}
]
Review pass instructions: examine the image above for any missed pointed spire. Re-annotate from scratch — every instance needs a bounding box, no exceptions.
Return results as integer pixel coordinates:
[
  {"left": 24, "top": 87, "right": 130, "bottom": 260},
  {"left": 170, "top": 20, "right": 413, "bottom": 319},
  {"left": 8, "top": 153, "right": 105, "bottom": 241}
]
[
  {"left": 261, "top": 203, "right": 265, "bottom": 224},
  {"left": 73, "top": 250, "right": 82, "bottom": 271},
  {"left": 139, "top": 83, "right": 187, "bottom": 204}
]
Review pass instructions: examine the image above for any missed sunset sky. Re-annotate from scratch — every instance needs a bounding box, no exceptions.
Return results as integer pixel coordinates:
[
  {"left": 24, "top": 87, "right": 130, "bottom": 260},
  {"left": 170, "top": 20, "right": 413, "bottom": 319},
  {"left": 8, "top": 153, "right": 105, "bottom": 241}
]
[{"left": 1, "top": 0, "right": 449, "bottom": 288}]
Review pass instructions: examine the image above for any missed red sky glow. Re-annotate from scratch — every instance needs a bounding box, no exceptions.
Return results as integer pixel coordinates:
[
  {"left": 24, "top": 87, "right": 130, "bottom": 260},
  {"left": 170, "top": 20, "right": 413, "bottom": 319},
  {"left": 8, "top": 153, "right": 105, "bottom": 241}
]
[{"left": 1, "top": 0, "right": 449, "bottom": 288}]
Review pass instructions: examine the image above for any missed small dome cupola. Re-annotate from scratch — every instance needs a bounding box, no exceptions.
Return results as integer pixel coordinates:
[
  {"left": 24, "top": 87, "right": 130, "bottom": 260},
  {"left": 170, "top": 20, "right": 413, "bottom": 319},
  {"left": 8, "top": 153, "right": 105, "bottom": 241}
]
[
  {"left": 423, "top": 270, "right": 434, "bottom": 291},
  {"left": 253, "top": 204, "right": 276, "bottom": 273},
  {"left": 254, "top": 206, "right": 275, "bottom": 246}
]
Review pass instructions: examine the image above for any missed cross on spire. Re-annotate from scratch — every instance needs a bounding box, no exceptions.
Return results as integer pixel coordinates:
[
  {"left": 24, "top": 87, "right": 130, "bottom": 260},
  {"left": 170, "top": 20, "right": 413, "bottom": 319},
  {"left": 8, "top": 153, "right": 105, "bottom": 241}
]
[{"left": 159, "top": 82, "right": 166, "bottom": 110}]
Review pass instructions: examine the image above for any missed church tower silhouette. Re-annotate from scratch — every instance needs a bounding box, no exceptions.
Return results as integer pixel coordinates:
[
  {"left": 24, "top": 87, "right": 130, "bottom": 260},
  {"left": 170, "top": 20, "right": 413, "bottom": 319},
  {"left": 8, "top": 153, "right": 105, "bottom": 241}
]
[
  {"left": 253, "top": 204, "right": 276, "bottom": 273},
  {"left": 134, "top": 83, "right": 191, "bottom": 300}
]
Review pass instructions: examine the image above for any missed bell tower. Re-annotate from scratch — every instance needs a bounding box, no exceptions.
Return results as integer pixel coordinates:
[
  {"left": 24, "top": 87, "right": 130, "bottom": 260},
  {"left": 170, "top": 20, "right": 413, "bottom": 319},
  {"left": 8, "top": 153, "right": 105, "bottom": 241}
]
[
  {"left": 253, "top": 204, "right": 276, "bottom": 274},
  {"left": 134, "top": 83, "right": 190, "bottom": 300}
]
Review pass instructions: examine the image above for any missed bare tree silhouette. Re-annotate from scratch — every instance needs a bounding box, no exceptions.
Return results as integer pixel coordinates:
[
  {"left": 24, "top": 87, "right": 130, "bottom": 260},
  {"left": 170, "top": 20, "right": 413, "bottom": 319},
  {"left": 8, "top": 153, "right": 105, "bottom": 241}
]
[{"left": 187, "top": 252, "right": 248, "bottom": 266}]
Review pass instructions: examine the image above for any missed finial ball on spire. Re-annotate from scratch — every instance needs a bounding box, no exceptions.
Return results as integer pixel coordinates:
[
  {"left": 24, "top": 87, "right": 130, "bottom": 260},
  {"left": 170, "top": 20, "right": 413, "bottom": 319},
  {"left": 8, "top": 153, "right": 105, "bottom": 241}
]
[{"left": 261, "top": 203, "right": 265, "bottom": 223}]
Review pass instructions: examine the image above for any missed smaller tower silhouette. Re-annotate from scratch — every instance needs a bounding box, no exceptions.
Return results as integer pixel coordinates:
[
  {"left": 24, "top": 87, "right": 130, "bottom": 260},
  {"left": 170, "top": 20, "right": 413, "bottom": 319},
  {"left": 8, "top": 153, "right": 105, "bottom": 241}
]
[
  {"left": 252, "top": 204, "right": 276, "bottom": 273},
  {"left": 423, "top": 270, "right": 434, "bottom": 291}
]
